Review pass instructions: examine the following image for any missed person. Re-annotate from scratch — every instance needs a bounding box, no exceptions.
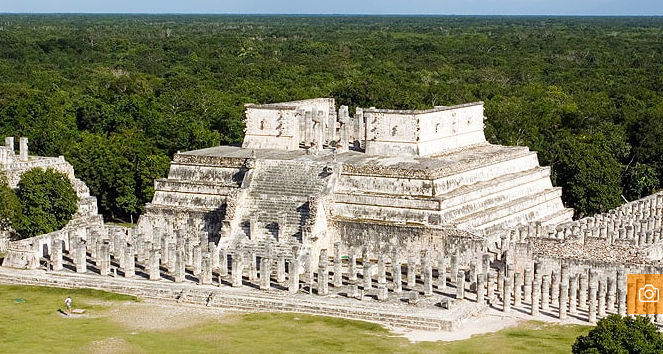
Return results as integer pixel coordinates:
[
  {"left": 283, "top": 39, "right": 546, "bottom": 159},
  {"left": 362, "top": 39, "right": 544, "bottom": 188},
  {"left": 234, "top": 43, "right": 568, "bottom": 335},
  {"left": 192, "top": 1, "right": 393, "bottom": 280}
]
[{"left": 65, "top": 296, "right": 72, "bottom": 316}]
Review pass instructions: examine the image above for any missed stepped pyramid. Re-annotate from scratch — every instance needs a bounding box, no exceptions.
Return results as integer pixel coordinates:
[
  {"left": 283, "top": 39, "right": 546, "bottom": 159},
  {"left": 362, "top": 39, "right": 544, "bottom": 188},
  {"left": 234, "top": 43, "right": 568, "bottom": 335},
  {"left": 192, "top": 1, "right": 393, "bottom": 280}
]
[{"left": 140, "top": 98, "right": 572, "bottom": 258}]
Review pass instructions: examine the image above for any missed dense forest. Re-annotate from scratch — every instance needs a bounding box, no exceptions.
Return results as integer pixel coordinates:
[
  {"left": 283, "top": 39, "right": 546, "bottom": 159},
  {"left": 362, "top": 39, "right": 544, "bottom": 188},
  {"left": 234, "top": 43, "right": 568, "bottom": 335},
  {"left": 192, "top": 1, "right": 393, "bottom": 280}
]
[{"left": 0, "top": 15, "right": 662, "bottom": 221}]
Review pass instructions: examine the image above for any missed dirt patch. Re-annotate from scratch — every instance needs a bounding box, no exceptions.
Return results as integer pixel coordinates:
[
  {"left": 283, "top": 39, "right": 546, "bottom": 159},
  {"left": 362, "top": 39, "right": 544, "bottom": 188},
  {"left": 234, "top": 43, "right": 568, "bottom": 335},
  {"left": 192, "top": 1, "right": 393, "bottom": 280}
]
[{"left": 105, "top": 299, "right": 234, "bottom": 332}]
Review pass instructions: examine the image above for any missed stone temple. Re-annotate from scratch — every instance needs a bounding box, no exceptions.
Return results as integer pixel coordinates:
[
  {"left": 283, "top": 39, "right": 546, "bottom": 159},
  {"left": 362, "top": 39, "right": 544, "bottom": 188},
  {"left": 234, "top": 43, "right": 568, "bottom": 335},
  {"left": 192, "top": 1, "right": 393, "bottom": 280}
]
[
  {"left": 139, "top": 98, "right": 572, "bottom": 265},
  {"left": 6, "top": 98, "right": 663, "bottom": 330}
]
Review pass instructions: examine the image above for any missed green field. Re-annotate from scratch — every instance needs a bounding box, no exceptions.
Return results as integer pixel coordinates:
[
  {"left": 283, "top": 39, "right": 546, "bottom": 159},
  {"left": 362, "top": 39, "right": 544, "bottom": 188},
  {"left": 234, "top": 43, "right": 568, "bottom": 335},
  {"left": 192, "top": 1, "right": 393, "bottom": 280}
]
[{"left": 0, "top": 285, "right": 591, "bottom": 353}]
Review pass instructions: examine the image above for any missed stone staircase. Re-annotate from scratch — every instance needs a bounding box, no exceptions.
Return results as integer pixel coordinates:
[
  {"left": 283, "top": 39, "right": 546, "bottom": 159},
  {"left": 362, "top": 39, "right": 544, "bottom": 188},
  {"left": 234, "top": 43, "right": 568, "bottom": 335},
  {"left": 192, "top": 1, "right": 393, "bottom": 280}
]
[{"left": 237, "top": 159, "right": 332, "bottom": 242}]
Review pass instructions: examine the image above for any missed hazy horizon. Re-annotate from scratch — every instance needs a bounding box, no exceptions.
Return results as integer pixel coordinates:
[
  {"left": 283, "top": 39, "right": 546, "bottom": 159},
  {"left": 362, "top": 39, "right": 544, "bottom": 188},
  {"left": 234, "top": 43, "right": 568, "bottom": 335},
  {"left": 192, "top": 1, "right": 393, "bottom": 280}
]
[{"left": 2, "top": 0, "right": 662, "bottom": 16}]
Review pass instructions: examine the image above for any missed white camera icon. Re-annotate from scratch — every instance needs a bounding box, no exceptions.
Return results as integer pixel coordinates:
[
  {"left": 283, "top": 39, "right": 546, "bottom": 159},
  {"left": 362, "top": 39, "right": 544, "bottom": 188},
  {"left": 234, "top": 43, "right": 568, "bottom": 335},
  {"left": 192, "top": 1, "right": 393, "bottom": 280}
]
[{"left": 639, "top": 284, "right": 659, "bottom": 303}]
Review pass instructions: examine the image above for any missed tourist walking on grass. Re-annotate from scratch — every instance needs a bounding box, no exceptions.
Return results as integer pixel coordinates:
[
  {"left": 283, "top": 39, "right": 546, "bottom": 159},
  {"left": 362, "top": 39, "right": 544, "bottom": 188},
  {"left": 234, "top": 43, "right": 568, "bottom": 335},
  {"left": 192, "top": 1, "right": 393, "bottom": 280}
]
[{"left": 65, "top": 296, "right": 71, "bottom": 316}]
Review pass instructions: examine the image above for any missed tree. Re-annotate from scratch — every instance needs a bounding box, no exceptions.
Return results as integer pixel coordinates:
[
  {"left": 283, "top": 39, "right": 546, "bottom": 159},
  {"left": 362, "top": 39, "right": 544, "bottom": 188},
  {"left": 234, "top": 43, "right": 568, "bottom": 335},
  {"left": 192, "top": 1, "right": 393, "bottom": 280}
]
[
  {"left": 0, "top": 173, "right": 20, "bottom": 232},
  {"left": 572, "top": 314, "right": 663, "bottom": 354},
  {"left": 14, "top": 168, "right": 78, "bottom": 239}
]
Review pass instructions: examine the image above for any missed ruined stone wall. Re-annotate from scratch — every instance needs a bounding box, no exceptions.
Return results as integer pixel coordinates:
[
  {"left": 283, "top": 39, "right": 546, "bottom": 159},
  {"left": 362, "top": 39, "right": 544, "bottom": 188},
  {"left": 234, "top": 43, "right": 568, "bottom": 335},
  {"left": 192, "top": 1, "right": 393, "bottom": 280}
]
[{"left": 363, "top": 102, "right": 485, "bottom": 157}]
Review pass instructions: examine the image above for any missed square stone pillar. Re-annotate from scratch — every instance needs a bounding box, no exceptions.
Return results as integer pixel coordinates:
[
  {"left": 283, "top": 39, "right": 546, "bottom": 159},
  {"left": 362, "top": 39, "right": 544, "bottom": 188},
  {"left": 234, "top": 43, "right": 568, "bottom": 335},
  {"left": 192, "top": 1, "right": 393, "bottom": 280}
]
[
  {"left": 260, "top": 257, "right": 271, "bottom": 290},
  {"left": 231, "top": 253, "right": 243, "bottom": 288},
  {"left": 200, "top": 253, "right": 213, "bottom": 285},
  {"left": 392, "top": 261, "right": 402, "bottom": 294},
  {"left": 99, "top": 241, "right": 111, "bottom": 276},
  {"left": 174, "top": 249, "right": 186, "bottom": 283},
  {"left": 531, "top": 277, "right": 541, "bottom": 316},
  {"left": 5, "top": 136, "right": 14, "bottom": 152},
  {"left": 148, "top": 249, "right": 161, "bottom": 281},
  {"left": 124, "top": 243, "right": 135, "bottom": 278},
  {"left": 248, "top": 251, "right": 258, "bottom": 282},
  {"left": 437, "top": 254, "right": 447, "bottom": 292},
  {"left": 377, "top": 283, "right": 388, "bottom": 301},
  {"left": 277, "top": 254, "right": 286, "bottom": 284},
  {"left": 75, "top": 240, "right": 87, "bottom": 273},
  {"left": 333, "top": 242, "right": 343, "bottom": 287},
  {"left": 559, "top": 277, "right": 569, "bottom": 320},
  {"left": 578, "top": 272, "right": 589, "bottom": 309},
  {"left": 477, "top": 273, "right": 486, "bottom": 304},
  {"left": 192, "top": 245, "right": 202, "bottom": 276},
  {"left": 456, "top": 270, "right": 466, "bottom": 300},
  {"left": 523, "top": 268, "right": 533, "bottom": 303},
  {"left": 19, "top": 137, "right": 28, "bottom": 161},
  {"left": 317, "top": 250, "right": 328, "bottom": 295},
  {"left": 167, "top": 243, "right": 176, "bottom": 272},
  {"left": 407, "top": 256, "right": 416, "bottom": 289},
  {"left": 219, "top": 249, "right": 228, "bottom": 277},
  {"left": 514, "top": 272, "right": 523, "bottom": 307},
  {"left": 288, "top": 256, "right": 300, "bottom": 294},
  {"left": 487, "top": 271, "right": 497, "bottom": 304},
  {"left": 348, "top": 251, "right": 357, "bottom": 282},
  {"left": 51, "top": 238, "right": 63, "bottom": 271},
  {"left": 450, "top": 254, "right": 459, "bottom": 284},
  {"left": 569, "top": 275, "right": 578, "bottom": 314},
  {"left": 363, "top": 259, "right": 372, "bottom": 290},
  {"left": 588, "top": 283, "right": 598, "bottom": 323},
  {"left": 503, "top": 274, "right": 512, "bottom": 313},
  {"left": 541, "top": 275, "right": 551, "bottom": 310},
  {"left": 598, "top": 280, "right": 607, "bottom": 317},
  {"left": 377, "top": 254, "right": 387, "bottom": 285}
]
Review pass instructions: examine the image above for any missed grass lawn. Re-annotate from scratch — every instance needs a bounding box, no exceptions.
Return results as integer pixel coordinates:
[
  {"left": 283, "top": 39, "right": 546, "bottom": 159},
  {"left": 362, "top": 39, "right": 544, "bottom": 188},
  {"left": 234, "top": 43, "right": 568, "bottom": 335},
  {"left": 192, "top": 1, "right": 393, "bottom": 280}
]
[{"left": 0, "top": 285, "right": 591, "bottom": 353}]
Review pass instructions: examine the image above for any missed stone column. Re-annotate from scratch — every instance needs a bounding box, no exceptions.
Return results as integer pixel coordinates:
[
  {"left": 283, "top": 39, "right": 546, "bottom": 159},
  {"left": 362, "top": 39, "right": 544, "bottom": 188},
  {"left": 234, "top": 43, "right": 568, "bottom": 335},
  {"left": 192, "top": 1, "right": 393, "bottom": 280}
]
[
  {"left": 148, "top": 249, "right": 161, "bottom": 280},
  {"left": 277, "top": 254, "right": 286, "bottom": 284},
  {"left": 407, "top": 256, "right": 416, "bottom": 289},
  {"left": 437, "top": 253, "right": 446, "bottom": 292},
  {"left": 124, "top": 243, "right": 135, "bottom": 278},
  {"left": 333, "top": 242, "right": 343, "bottom": 287},
  {"left": 200, "top": 253, "right": 213, "bottom": 285},
  {"left": 551, "top": 270, "right": 560, "bottom": 304},
  {"left": 378, "top": 254, "right": 387, "bottom": 284},
  {"left": 317, "top": 249, "right": 328, "bottom": 295},
  {"left": 617, "top": 269, "right": 627, "bottom": 316},
  {"left": 514, "top": 272, "right": 523, "bottom": 307},
  {"left": 578, "top": 272, "right": 588, "bottom": 309},
  {"left": 231, "top": 253, "right": 243, "bottom": 288},
  {"left": 487, "top": 271, "right": 497, "bottom": 304},
  {"left": 377, "top": 283, "right": 388, "bottom": 301},
  {"left": 606, "top": 276, "right": 616, "bottom": 313},
  {"left": 569, "top": 275, "right": 578, "bottom": 314},
  {"left": 289, "top": 256, "right": 300, "bottom": 294},
  {"left": 219, "top": 249, "right": 228, "bottom": 277},
  {"left": 304, "top": 110, "right": 313, "bottom": 147},
  {"left": 450, "top": 254, "right": 459, "bottom": 284},
  {"left": 392, "top": 261, "right": 403, "bottom": 294},
  {"left": 75, "top": 240, "right": 87, "bottom": 273},
  {"left": 260, "top": 257, "right": 271, "bottom": 290},
  {"left": 174, "top": 249, "right": 185, "bottom": 283},
  {"left": 51, "top": 238, "right": 63, "bottom": 271},
  {"left": 456, "top": 270, "right": 466, "bottom": 300},
  {"left": 523, "top": 268, "right": 533, "bottom": 303},
  {"left": 209, "top": 242, "right": 218, "bottom": 270},
  {"left": 531, "top": 277, "right": 541, "bottom": 316},
  {"left": 192, "top": 245, "right": 202, "bottom": 276},
  {"left": 167, "top": 243, "right": 176, "bottom": 272},
  {"left": 588, "top": 281, "right": 598, "bottom": 323},
  {"left": 19, "top": 137, "right": 28, "bottom": 161},
  {"left": 541, "top": 275, "right": 551, "bottom": 310},
  {"left": 423, "top": 262, "right": 433, "bottom": 297},
  {"left": 559, "top": 277, "right": 568, "bottom": 320},
  {"left": 99, "top": 241, "right": 111, "bottom": 276},
  {"left": 249, "top": 216, "right": 259, "bottom": 240},
  {"left": 477, "top": 273, "right": 486, "bottom": 304},
  {"left": 349, "top": 251, "right": 358, "bottom": 282},
  {"left": 598, "top": 280, "right": 607, "bottom": 317},
  {"left": 503, "top": 273, "right": 512, "bottom": 312},
  {"left": 248, "top": 251, "right": 258, "bottom": 282},
  {"left": 5, "top": 136, "right": 14, "bottom": 151},
  {"left": 482, "top": 253, "right": 491, "bottom": 276},
  {"left": 363, "top": 258, "right": 372, "bottom": 290}
]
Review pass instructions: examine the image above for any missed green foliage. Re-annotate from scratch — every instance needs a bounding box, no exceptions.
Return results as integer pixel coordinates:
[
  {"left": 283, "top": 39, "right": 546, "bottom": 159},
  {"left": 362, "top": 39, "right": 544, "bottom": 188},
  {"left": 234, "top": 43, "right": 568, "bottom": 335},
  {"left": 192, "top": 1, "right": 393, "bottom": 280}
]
[
  {"left": 572, "top": 314, "right": 663, "bottom": 354},
  {"left": 14, "top": 168, "right": 78, "bottom": 239},
  {"left": 0, "top": 173, "right": 20, "bottom": 231},
  {"left": 1, "top": 15, "right": 663, "bottom": 218}
]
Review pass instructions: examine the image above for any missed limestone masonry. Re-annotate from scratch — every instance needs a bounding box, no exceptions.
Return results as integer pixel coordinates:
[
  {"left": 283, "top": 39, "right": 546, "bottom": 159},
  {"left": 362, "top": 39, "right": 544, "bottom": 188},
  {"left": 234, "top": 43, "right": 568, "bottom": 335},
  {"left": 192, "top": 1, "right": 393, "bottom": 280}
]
[{"left": 2, "top": 98, "right": 662, "bottom": 330}]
